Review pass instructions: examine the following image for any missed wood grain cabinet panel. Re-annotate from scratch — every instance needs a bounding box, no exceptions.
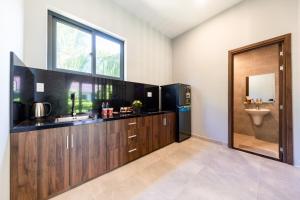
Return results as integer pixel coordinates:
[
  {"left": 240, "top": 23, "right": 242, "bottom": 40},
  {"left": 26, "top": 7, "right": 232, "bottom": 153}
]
[
  {"left": 152, "top": 113, "right": 176, "bottom": 150},
  {"left": 166, "top": 113, "right": 176, "bottom": 144},
  {"left": 10, "top": 113, "right": 176, "bottom": 200},
  {"left": 11, "top": 131, "right": 38, "bottom": 200},
  {"left": 69, "top": 123, "right": 107, "bottom": 186},
  {"left": 152, "top": 115, "right": 161, "bottom": 151},
  {"left": 107, "top": 120, "right": 122, "bottom": 171},
  {"left": 37, "top": 127, "right": 70, "bottom": 199},
  {"left": 160, "top": 114, "right": 168, "bottom": 148},
  {"left": 137, "top": 116, "right": 153, "bottom": 156},
  {"left": 120, "top": 119, "right": 129, "bottom": 166},
  {"left": 87, "top": 123, "right": 107, "bottom": 178}
]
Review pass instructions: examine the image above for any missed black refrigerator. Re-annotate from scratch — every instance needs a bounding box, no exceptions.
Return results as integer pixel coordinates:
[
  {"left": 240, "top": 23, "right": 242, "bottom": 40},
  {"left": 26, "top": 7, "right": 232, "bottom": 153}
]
[{"left": 161, "top": 83, "right": 191, "bottom": 142}]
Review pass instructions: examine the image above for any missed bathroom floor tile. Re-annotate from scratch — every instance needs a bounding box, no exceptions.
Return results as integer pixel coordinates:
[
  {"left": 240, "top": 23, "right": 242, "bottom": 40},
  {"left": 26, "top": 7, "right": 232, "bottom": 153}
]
[{"left": 234, "top": 133, "right": 279, "bottom": 158}]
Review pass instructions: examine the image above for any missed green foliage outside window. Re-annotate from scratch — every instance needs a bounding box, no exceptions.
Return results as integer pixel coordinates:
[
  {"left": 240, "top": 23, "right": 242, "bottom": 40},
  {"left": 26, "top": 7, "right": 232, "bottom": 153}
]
[
  {"left": 52, "top": 16, "right": 123, "bottom": 79},
  {"left": 56, "top": 21, "right": 92, "bottom": 73}
]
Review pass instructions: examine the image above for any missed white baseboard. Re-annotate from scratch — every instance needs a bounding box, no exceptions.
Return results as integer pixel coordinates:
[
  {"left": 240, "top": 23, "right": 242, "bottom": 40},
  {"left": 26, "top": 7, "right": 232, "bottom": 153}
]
[{"left": 191, "top": 134, "right": 227, "bottom": 146}]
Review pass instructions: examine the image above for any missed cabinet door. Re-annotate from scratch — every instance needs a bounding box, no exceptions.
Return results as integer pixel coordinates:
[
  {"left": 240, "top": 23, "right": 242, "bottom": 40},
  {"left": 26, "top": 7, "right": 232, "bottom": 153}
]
[
  {"left": 166, "top": 113, "right": 176, "bottom": 144},
  {"left": 107, "top": 120, "right": 122, "bottom": 171},
  {"left": 160, "top": 114, "right": 169, "bottom": 148},
  {"left": 138, "top": 116, "right": 153, "bottom": 156},
  {"left": 11, "top": 131, "right": 38, "bottom": 200},
  {"left": 88, "top": 123, "right": 107, "bottom": 178},
  {"left": 70, "top": 123, "right": 107, "bottom": 186},
  {"left": 119, "top": 119, "right": 129, "bottom": 165},
  {"left": 37, "top": 127, "right": 70, "bottom": 199},
  {"left": 152, "top": 115, "right": 162, "bottom": 151}
]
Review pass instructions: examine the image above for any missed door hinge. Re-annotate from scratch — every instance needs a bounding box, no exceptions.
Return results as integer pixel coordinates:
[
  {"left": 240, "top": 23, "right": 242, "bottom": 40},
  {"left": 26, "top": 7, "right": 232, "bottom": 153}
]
[
  {"left": 280, "top": 147, "right": 284, "bottom": 153},
  {"left": 280, "top": 51, "right": 284, "bottom": 56},
  {"left": 280, "top": 105, "right": 284, "bottom": 110},
  {"left": 280, "top": 65, "right": 284, "bottom": 71}
]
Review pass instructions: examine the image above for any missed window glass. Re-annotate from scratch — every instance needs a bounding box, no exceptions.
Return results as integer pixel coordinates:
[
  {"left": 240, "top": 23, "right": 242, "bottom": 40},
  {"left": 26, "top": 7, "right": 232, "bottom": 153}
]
[
  {"left": 56, "top": 21, "right": 92, "bottom": 73},
  {"left": 49, "top": 11, "right": 124, "bottom": 79},
  {"left": 96, "top": 35, "right": 121, "bottom": 78}
]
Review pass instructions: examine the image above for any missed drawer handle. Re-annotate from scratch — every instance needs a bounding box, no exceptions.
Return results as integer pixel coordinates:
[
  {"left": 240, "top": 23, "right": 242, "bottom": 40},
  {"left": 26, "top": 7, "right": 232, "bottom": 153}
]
[
  {"left": 128, "top": 122, "right": 136, "bottom": 126},
  {"left": 128, "top": 148, "right": 137, "bottom": 153},
  {"left": 66, "top": 135, "right": 69, "bottom": 149},
  {"left": 163, "top": 118, "right": 167, "bottom": 126},
  {"left": 128, "top": 135, "right": 137, "bottom": 139},
  {"left": 71, "top": 134, "right": 74, "bottom": 148}
]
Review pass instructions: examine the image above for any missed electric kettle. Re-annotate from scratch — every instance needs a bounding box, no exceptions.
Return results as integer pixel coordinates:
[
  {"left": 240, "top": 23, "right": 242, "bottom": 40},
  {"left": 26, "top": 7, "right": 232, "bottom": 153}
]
[{"left": 32, "top": 102, "right": 52, "bottom": 118}]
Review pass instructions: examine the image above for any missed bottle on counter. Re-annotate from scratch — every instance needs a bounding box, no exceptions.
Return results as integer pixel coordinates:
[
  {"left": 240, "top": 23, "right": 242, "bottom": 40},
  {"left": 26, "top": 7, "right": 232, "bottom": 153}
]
[
  {"left": 106, "top": 102, "right": 114, "bottom": 117},
  {"left": 101, "top": 102, "right": 108, "bottom": 117}
]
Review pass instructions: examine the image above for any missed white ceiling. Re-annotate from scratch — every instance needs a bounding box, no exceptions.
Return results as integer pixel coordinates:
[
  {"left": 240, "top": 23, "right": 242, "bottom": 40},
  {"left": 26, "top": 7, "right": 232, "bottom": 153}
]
[{"left": 112, "top": 0, "right": 244, "bottom": 38}]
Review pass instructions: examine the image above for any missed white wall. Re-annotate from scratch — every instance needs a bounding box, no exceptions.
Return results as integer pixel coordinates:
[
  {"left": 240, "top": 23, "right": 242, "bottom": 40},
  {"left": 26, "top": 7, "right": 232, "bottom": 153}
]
[
  {"left": 23, "top": 0, "right": 172, "bottom": 85},
  {"left": 0, "top": 0, "right": 24, "bottom": 199},
  {"left": 172, "top": 0, "right": 300, "bottom": 165}
]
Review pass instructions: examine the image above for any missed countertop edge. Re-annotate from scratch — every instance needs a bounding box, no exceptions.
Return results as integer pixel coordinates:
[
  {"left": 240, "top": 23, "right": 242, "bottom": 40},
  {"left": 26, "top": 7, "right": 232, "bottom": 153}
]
[{"left": 10, "top": 111, "right": 175, "bottom": 134}]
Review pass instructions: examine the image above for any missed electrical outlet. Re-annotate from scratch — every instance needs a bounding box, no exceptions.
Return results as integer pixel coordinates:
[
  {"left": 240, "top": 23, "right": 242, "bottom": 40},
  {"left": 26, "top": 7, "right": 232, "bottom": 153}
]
[{"left": 36, "top": 83, "right": 44, "bottom": 92}]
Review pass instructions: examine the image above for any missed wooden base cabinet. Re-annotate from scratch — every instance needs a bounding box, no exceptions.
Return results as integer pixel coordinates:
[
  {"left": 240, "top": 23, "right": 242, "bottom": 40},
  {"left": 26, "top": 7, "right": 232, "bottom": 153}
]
[
  {"left": 152, "top": 113, "right": 176, "bottom": 150},
  {"left": 152, "top": 115, "right": 161, "bottom": 151},
  {"left": 11, "top": 127, "right": 70, "bottom": 200},
  {"left": 107, "top": 118, "right": 139, "bottom": 170},
  {"left": 138, "top": 116, "right": 153, "bottom": 156},
  {"left": 11, "top": 131, "right": 38, "bottom": 200},
  {"left": 11, "top": 124, "right": 107, "bottom": 200},
  {"left": 125, "top": 118, "right": 139, "bottom": 162},
  {"left": 166, "top": 112, "right": 176, "bottom": 145},
  {"left": 11, "top": 112, "right": 176, "bottom": 200},
  {"left": 37, "top": 128, "right": 70, "bottom": 199},
  {"left": 107, "top": 120, "right": 123, "bottom": 171},
  {"left": 70, "top": 123, "right": 107, "bottom": 186}
]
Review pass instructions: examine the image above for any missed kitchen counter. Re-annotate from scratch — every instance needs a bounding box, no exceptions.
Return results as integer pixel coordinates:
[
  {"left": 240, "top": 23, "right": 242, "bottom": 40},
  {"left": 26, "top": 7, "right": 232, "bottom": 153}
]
[{"left": 11, "top": 110, "right": 174, "bottom": 133}]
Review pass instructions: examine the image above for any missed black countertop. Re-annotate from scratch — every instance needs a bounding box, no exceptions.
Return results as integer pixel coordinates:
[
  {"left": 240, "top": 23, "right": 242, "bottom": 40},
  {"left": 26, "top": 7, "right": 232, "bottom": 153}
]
[{"left": 11, "top": 111, "right": 174, "bottom": 133}]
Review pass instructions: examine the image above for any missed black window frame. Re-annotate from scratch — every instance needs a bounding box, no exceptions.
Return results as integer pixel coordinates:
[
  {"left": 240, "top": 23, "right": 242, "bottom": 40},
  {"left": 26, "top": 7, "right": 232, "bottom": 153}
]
[{"left": 48, "top": 10, "right": 125, "bottom": 80}]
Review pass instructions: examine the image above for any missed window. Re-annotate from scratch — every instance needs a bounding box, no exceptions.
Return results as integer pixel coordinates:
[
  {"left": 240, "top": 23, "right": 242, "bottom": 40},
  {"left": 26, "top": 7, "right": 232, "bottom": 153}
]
[
  {"left": 96, "top": 35, "right": 121, "bottom": 78},
  {"left": 48, "top": 11, "right": 124, "bottom": 80},
  {"left": 56, "top": 21, "right": 92, "bottom": 73}
]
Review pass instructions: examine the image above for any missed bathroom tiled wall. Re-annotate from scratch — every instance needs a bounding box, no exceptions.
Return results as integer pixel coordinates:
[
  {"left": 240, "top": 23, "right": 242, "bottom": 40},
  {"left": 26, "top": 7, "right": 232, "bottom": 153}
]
[{"left": 233, "top": 44, "right": 279, "bottom": 143}]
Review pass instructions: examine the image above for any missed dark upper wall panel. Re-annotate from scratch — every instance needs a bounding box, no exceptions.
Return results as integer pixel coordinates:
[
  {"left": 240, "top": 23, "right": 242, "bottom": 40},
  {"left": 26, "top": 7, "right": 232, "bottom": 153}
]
[{"left": 11, "top": 61, "right": 159, "bottom": 128}]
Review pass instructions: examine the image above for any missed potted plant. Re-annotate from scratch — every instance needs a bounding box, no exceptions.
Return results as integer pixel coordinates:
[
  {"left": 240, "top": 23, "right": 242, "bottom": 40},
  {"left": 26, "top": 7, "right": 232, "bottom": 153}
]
[{"left": 132, "top": 100, "right": 142, "bottom": 114}]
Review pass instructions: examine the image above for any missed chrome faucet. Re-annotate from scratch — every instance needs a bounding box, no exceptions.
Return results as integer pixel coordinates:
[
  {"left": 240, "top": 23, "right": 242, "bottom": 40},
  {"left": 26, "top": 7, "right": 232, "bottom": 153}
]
[
  {"left": 254, "top": 98, "right": 263, "bottom": 110},
  {"left": 70, "top": 93, "right": 76, "bottom": 117}
]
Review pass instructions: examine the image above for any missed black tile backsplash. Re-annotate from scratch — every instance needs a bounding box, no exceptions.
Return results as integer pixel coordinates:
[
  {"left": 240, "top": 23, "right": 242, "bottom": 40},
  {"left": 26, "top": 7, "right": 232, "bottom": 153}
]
[{"left": 11, "top": 62, "right": 159, "bottom": 129}]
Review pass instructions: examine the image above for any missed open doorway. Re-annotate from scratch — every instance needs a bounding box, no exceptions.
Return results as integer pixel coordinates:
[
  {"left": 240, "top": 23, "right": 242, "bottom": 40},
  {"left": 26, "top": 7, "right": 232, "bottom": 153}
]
[{"left": 228, "top": 34, "right": 293, "bottom": 164}]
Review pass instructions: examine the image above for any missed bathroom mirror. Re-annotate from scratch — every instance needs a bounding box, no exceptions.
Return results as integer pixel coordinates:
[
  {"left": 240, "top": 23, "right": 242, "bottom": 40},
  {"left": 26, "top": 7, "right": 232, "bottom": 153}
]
[{"left": 246, "top": 73, "right": 275, "bottom": 103}]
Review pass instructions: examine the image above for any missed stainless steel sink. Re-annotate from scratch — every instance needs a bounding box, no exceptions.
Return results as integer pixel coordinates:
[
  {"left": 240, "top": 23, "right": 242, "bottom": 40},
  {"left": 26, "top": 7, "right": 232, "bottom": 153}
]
[{"left": 55, "top": 115, "right": 92, "bottom": 123}]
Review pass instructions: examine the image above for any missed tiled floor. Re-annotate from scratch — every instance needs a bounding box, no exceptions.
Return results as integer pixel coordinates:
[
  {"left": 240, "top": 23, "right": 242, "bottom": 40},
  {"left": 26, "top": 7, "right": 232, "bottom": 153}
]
[
  {"left": 51, "top": 137, "right": 300, "bottom": 200},
  {"left": 234, "top": 133, "right": 279, "bottom": 158}
]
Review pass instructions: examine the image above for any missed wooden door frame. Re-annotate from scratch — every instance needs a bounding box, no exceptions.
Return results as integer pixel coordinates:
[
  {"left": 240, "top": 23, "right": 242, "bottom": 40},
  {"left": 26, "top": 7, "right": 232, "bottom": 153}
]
[{"left": 228, "top": 34, "right": 293, "bottom": 165}]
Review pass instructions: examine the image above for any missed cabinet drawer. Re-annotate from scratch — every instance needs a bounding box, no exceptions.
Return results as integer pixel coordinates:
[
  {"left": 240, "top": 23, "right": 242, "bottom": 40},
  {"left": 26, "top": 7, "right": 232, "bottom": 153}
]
[
  {"left": 127, "top": 118, "right": 137, "bottom": 137},
  {"left": 128, "top": 136, "right": 138, "bottom": 150},
  {"left": 128, "top": 139, "right": 139, "bottom": 162}
]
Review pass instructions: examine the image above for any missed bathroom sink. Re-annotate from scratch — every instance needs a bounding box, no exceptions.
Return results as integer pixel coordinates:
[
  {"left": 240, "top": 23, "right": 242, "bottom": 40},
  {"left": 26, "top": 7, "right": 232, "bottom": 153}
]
[{"left": 245, "top": 108, "right": 270, "bottom": 126}]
